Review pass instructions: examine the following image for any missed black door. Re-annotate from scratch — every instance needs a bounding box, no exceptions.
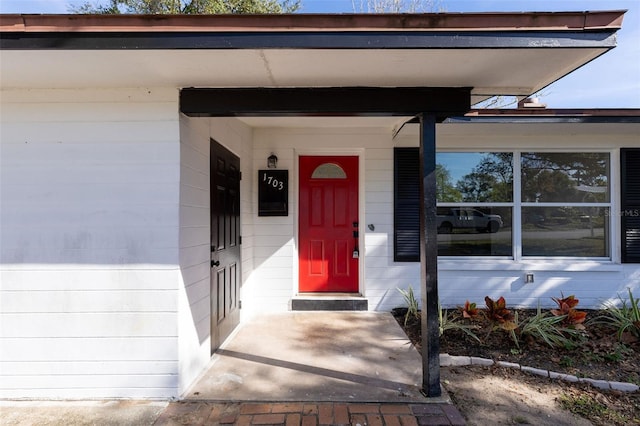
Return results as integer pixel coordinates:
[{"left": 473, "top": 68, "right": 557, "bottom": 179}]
[{"left": 210, "top": 139, "right": 241, "bottom": 354}]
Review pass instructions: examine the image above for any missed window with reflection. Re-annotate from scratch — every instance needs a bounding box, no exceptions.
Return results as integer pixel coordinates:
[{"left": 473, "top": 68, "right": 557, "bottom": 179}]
[
  {"left": 436, "top": 152, "right": 513, "bottom": 257},
  {"left": 521, "top": 152, "right": 609, "bottom": 203},
  {"left": 393, "top": 149, "right": 612, "bottom": 260},
  {"left": 521, "top": 152, "right": 610, "bottom": 258},
  {"left": 436, "top": 206, "right": 512, "bottom": 256},
  {"left": 522, "top": 207, "right": 609, "bottom": 257}
]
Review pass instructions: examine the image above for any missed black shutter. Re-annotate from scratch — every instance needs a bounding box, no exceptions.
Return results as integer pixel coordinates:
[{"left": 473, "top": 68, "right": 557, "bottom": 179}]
[
  {"left": 621, "top": 148, "right": 640, "bottom": 263},
  {"left": 394, "top": 148, "right": 420, "bottom": 262}
]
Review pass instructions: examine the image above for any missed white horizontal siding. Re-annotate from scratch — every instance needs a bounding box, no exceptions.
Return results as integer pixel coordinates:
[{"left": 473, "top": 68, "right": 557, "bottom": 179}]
[
  {"left": 1, "top": 290, "right": 176, "bottom": 313},
  {"left": 0, "top": 387, "right": 176, "bottom": 400},
  {"left": 0, "top": 269, "right": 177, "bottom": 290},
  {"left": 3, "top": 361, "right": 177, "bottom": 376},
  {"left": 363, "top": 145, "right": 407, "bottom": 310},
  {"left": 0, "top": 88, "right": 181, "bottom": 399},
  {"left": 1, "top": 375, "right": 178, "bottom": 391},
  {"left": 2, "top": 313, "right": 177, "bottom": 337},
  {"left": 244, "top": 123, "right": 640, "bottom": 314},
  {"left": 3, "top": 338, "right": 178, "bottom": 362},
  {"left": 437, "top": 267, "right": 635, "bottom": 308},
  {"left": 1, "top": 122, "right": 179, "bottom": 144}
]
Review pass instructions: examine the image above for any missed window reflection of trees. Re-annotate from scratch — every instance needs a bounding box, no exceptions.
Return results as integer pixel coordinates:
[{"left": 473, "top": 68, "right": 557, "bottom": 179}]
[
  {"left": 434, "top": 151, "right": 611, "bottom": 258},
  {"left": 521, "top": 152, "right": 609, "bottom": 203},
  {"left": 436, "top": 153, "right": 513, "bottom": 203}
]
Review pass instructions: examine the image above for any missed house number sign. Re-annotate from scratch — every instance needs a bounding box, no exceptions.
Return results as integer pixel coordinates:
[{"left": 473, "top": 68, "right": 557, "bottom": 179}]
[{"left": 258, "top": 170, "right": 288, "bottom": 216}]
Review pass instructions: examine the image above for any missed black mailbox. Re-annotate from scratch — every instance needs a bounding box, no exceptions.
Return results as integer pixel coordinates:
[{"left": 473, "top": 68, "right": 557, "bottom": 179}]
[{"left": 258, "top": 170, "right": 288, "bottom": 216}]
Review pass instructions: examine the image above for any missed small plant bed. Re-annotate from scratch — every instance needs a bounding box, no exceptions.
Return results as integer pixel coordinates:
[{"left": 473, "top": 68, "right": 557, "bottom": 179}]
[
  {"left": 393, "top": 291, "right": 639, "bottom": 384},
  {"left": 435, "top": 308, "right": 639, "bottom": 384},
  {"left": 393, "top": 289, "right": 640, "bottom": 425}
]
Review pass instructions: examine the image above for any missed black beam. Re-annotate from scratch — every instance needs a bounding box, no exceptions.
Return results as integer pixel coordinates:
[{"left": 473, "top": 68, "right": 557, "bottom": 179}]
[
  {"left": 180, "top": 87, "right": 471, "bottom": 119},
  {"left": 0, "top": 30, "right": 617, "bottom": 50},
  {"left": 419, "top": 113, "right": 440, "bottom": 397}
]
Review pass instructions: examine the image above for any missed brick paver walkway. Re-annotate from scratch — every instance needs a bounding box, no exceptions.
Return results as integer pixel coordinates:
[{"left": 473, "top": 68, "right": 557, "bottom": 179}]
[{"left": 154, "top": 401, "right": 466, "bottom": 425}]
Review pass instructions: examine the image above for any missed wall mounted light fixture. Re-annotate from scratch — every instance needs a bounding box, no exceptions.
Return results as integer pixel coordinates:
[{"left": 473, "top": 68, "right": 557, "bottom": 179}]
[{"left": 267, "top": 153, "right": 278, "bottom": 169}]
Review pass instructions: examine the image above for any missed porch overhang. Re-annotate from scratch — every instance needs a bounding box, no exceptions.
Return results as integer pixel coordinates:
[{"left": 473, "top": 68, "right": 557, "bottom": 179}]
[
  {"left": 180, "top": 87, "right": 471, "bottom": 120},
  {"left": 0, "top": 11, "right": 625, "bottom": 105}
]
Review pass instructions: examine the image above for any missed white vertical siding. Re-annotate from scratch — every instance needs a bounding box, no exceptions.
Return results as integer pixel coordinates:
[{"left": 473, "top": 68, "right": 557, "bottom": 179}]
[
  {"left": 0, "top": 88, "right": 181, "bottom": 399},
  {"left": 177, "top": 116, "right": 254, "bottom": 396}
]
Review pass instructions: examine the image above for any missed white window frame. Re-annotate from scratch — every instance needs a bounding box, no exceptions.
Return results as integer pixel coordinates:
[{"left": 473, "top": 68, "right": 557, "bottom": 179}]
[{"left": 436, "top": 150, "right": 614, "bottom": 262}]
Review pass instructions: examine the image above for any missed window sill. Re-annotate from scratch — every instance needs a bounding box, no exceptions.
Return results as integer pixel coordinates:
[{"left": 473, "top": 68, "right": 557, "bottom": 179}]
[{"left": 438, "top": 259, "right": 622, "bottom": 272}]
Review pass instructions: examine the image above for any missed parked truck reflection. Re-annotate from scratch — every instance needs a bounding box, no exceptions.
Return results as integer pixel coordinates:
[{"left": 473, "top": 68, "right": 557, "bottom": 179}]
[{"left": 437, "top": 208, "right": 503, "bottom": 234}]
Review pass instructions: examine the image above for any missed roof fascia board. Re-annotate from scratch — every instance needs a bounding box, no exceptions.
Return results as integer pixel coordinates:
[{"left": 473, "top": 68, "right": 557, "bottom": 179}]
[
  {"left": 180, "top": 87, "right": 471, "bottom": 119},
  {"left": 0, "top": 29, "right": 619, "bottom": 50},
  {"left": 395, "top": 109, "right": 640, "bottom": 124},
  {"left": 0, "top": 11, "right": 625, "bottom": 32}
]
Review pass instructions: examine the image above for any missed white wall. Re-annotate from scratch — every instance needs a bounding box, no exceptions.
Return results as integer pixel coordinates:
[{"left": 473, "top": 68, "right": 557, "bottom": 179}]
[
  {"left": 3, "top": 97, "right": 636, "bottom": 399},
  {"left": 177, "top": 115, "right": 253, "bottom": 396},
  {"left": 0, "top": 88, "right": 181, "bottom": 399},
  {"left": 243, "top": 122, "right": 640, "bottom": 316}
]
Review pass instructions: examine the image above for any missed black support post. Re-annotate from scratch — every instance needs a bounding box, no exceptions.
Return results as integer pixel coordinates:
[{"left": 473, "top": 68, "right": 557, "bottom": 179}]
[{"left": 419, "top": 113, "right": 440, "bottom": 397}]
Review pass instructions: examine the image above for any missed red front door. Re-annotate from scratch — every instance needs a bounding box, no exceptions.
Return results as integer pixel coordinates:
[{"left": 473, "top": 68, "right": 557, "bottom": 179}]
[{"left": 299, "top": 156, "right": 359, "bottom": 293}]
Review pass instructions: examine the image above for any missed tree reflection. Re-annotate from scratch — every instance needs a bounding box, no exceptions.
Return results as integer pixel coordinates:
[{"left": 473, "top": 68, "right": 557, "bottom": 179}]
[
  {"left": 436, "top": 153, "right": 513, "bottom": 202},
  {"left": 436, "top": 152, "right": 608, "bottom": 204},
  {"left": 436, "top": 164, "right": 461, "bottom": 202},
  {"left": 521, "top": 153, "right": 609, "bottom": 203}
]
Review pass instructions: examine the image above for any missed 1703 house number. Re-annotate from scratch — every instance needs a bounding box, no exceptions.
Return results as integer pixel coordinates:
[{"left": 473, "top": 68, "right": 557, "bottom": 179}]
[{"left": 263, "top": 173, "right": 285, "bottom": 191}]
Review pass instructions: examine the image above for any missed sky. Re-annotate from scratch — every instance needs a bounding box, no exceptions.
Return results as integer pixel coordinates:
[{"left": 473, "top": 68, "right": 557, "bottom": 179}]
[{"left": 1, "top": 0, "right": 638, "bottom": 109}]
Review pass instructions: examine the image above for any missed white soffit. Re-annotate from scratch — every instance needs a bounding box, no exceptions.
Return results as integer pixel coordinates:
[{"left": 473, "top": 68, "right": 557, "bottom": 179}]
[{"left": 0, "top": 46, "right": 608, "bottom": 104}]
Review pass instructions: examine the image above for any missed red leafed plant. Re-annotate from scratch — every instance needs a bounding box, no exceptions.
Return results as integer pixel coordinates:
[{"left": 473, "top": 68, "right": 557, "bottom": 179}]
[
  {"left": 551, "top": 294, "right": 587, "bottom": 330},
  {"left": 484, "top": 296, "right": 517, "bottom": 330},
  {"left": 460, "top": 300, "right": 479, "bottom": 319}
]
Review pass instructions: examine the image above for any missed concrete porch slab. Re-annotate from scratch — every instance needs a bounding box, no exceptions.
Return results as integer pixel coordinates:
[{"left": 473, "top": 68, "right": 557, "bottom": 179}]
[{"left": 185, "top": 312, "right": 446, "bottom": 403}]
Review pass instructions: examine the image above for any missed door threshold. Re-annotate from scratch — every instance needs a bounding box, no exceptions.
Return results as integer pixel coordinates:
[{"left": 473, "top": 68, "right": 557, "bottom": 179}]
[
  {"left": 291, "top": 293, "right": 368, "bottom": 311},
  {"left": 295, "top": 292, "right": 364, "bottom": 298}
]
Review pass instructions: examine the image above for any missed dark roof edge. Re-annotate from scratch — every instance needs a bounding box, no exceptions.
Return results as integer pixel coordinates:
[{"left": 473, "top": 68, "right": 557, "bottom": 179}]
[
  {"left": 443, "top": 108, "right": 640, "bottom": 123},
  {"left": 467, "top": 108, "right": 640, "bottom": 117},
  {"left": 0, "top": 11, "right": 626, "bottom": 33}
]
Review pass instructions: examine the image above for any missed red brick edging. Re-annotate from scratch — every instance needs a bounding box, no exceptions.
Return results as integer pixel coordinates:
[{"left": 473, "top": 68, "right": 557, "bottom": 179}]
[{"left": 154, "top": 401, "right": 466, "bottom": 425}]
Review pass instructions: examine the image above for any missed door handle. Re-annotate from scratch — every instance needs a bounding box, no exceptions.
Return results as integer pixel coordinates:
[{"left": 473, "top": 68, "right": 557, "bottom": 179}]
[{"left": 211, "top": 260, "right": 220, "bottom": 267}]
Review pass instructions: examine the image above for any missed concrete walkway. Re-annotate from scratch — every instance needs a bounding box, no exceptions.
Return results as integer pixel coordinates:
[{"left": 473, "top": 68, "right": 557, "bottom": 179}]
[
  {"left": 2, "top": 312, "right": 466, "bottom": 425},
  {"left": 186, "top": 312, "right": 439, "bottom": 403}
]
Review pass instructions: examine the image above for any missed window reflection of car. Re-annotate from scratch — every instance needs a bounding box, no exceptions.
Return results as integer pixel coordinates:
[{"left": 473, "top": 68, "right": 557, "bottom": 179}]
[{"left": 437, "top": 208, "right": 503, "bottom": 234}]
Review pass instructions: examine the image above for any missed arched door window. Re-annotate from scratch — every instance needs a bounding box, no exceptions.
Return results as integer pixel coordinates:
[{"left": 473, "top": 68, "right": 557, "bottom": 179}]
[{"left": 311, "top": 163, "right": 347, "bottom": 179}]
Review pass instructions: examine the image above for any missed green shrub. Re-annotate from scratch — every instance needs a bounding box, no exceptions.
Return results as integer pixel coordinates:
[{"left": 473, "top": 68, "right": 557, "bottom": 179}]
[
  {"left": 517, "top": 306, "right": 584, "bottom": 349},
  {"left": 397, "top": 286, "right": 419, "bottom": 326},
  {"left": 591, "top": 288, "right": 640, "bottom": 340},
  {"left": 439, "top": 303, "right": 481, "bottom": 342}
]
